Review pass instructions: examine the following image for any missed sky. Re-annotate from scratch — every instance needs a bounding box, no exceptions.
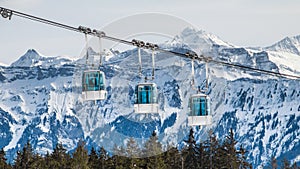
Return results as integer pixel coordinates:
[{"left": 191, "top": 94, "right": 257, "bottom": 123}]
[{"left": 1, "top": 0, "right": 300, "bottom": 65}]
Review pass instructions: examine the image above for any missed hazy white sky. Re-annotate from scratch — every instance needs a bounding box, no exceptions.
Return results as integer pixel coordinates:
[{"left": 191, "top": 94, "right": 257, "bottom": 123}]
[{"left": 1, "top": 0, "right": 300, "bottom": 65}]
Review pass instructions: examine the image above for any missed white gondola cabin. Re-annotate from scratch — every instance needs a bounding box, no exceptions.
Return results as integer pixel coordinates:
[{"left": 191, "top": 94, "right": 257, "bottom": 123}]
[
  {"left": 188, "top": 93, "right": 212, "bottom": 126},
  {"left": 82, "top": 70, "right": 107, "bottom": 101},
  {"left": 134, "top": 83, "right": 158, "bottom": 113}
]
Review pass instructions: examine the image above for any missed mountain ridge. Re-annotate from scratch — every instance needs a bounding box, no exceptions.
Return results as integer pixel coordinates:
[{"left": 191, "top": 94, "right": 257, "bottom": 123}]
[
  {"left": 0, "top": 29, "right": 299, "bottom": 168},
  {"left": 265, "top": 35, "right": 300, "bottom": 55}
]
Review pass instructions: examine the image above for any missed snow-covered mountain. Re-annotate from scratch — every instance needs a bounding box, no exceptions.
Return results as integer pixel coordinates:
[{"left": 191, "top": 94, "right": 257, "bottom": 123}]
[
  {"left": 0, "top": 27, "right": 300, "bottom": 168},
  {"left": 265, "top": 35, "right": 300, "bottom": 55},
  {"left": 10, "top": 49, "right": 74, "bottom": 68}
]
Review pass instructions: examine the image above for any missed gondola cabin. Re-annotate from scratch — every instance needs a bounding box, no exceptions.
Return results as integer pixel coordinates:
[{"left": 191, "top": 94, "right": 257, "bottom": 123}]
[
  {"left": 82, "top": 70, "right": 107, "bottom": 101},
  {"left": 188, "top": 93, "right": 212, "bottom": 126},
  {"left": 134, "top": 83, "right": 158, "bottom": 113}
]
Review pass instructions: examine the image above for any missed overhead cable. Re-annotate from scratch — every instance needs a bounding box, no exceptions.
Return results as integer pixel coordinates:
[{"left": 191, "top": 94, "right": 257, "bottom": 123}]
[{"left": 1, "top": 6, "right": 300, "bottom": 80}]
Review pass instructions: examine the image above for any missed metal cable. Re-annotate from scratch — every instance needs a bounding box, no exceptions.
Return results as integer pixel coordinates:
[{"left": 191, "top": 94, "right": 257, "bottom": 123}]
[{"left": 1, "top": 6, "right": 300, "bottom": 80}]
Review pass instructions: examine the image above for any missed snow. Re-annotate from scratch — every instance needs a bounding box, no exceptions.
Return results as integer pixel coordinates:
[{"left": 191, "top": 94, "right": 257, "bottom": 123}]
[
  {"left": 0, "top": 28, "right": 300, "bottom": 167},
  {"left": 180, "top": 27, "right": 232, "bottom": 48},
  {"left": 268, "top": 51, "right": 300, "bottom": 76},
  {"left": 4, "top": 124, "right": 26, "bottom": 151},
  {"left": 57, "top": 136, "right": 77, "bottom": 150},
  {"left": 37, "top": 114, "right": 50, "bottom": 133},
  {"left": 294, "top": 155, "right": 300, "bottom": 163},
  {"left": 0, "top": 62, "right": 8, "bottom": 67}
]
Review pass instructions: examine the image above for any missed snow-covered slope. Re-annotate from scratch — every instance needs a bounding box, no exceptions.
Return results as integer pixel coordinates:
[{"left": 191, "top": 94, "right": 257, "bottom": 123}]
[{"left": 0, "top": 28, "right": 299, "bottom": 167}]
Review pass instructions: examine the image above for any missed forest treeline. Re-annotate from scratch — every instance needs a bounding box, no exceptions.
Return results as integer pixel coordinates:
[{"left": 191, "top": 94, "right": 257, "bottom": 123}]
[{"left": 0, "top": 128, "right": 298, "bottom": 169}]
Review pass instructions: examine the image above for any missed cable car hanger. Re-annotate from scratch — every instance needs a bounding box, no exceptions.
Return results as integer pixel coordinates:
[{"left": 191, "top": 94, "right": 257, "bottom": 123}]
[
  {"left": 135, "top": 40, "right": 157, "bottom": 82},
  {"left": 97, "top": 31, "right": 105, "bottom": 68},
  {"left": 84, "top": 30, "right": 89, "bottom": 66},
  {"left": 191, "top": 57, "right": 209, "bottom": 94},
  {"left": 1, "top": 6, "right": 300, "bottom": 80}
]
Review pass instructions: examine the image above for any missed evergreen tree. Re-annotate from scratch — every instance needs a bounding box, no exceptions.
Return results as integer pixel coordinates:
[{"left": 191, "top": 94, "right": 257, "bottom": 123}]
[
  {"left": 13, "top": 151, "right": 22, "bottom": 169},
  {"left": 182, "top": 128, "right": 199, "bottom": 169},
  {"left": 6, "top": 125, "right": 255, "bottom": 169},
  {"left": 105, "top": 157, "right": 114, "bottom": 169},
  {"left": 281, "top": 158, "right": 291, "bottom": 169},
  {"left": 13, "top": 141, "right": 34, "bottom": 169},
  {"left": 88, "top": 147, "right": 99, "bottom": 169},
  {"left": 71, "top": 140, "right": 89, "bottom": 169},
  {"left": 163, "top": 145, "right": 181, "bottom": 169},
  {"left": 30, "top": 153, "right": 45, "bottom": 169},
  {"left": 112, "top": 145, "right": 127, "bottom": 169},
  {"left": 196, "top": 142, "right": 206, "bottom": 169},
  {"left": 143, "top": 131, "right": 163, "bottom": 157},
  {"left": 50, "top": 142, "right": 71, "bottom": 169},
  {"left": 291, "top": 162, "right": 299, "bottom": 169},
  {"left": 43, "top": 152, "right": 52, "bottom": 169},
  {"left": 271, "top": 156, "right": 278, "bottom": 169},
  {"left": 222, "top": 128, "right": 240, "bottom": 168},
  {"left": 143, "top": 131, "right": 166, "bottom": 169},
  {"left": 125, "top": 137, "right": 142, "bottom": 169},
  {"left": 126, "top": 137, "right": 140, "bottom": 158},
  {"left": 203, "top": 130, "right": 222, "bottom": 169},
  {"left": 98, "top": 146, "right": 108, "bottom": 169},
  {"left": 0, "top": 148, "right": 11, "bottom": 169},
  {"left": 237, "top": 145, "right": 252, "bottom": 169}
]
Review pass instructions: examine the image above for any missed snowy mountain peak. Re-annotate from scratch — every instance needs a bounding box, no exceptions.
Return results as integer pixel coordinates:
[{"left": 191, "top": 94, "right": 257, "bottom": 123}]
[
  {"left": 168, "top": 27, "right": 232, "bottom": 55},
  {"left": 265, "top": 35, "right": 300, "bottom": 55},
  {"left": 10, "top": 49, "right": 73, "bottom": 68},
  {"left": 183, "top": 27, "right": 231, "bottom": 46},
  {"left": 10, "top": 49, "right": 42, "bottom": 67}
]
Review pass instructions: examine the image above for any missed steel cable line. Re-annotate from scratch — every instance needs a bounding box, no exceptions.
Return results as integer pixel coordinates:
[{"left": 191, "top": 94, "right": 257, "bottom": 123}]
[
  {"left": 1, "top": 6, "right": 300, "bottom": 80},
  {"left": 8, "top": 8, "right": 79, "bottom": 32},
  {"left": 196, "top": 55, "right": 300, "bottom": 79}
]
